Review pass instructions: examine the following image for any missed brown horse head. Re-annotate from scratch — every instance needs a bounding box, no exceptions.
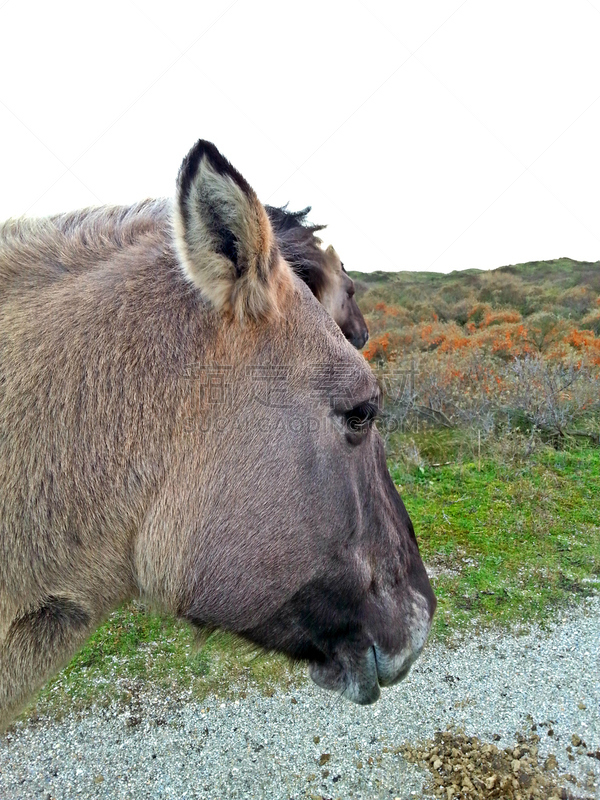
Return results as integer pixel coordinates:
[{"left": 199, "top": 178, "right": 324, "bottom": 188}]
[
  {"left": 0, "top": 140, "right": 434, "bottom": 729},
  {"left": 266, "top": 205, "right": 369, "bottom": 349}
]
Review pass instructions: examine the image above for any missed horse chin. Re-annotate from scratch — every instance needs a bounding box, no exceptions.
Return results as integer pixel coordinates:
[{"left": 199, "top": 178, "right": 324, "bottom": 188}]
[
  {"left": 309, "top": 647, "right": 381, "bottom": 705},
  {"left": 308, "top": 643, "right": 418, "bottom": 704}
]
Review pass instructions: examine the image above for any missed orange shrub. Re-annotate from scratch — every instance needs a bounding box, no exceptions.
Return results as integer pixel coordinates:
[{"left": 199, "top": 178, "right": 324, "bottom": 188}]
[
  {"left": 373, "top": 302, "right": 405, "bottom": 318},
  {"left": 471, "top": 322, "right": 533, "bottom": 360},
  {"left": 563, "top": 329, "right": 600, "bottom": 365},
  {"left": 439, "top": 334, "right": 471, "bottom": 352},
  {"left": 467, "top": 303, "right": 492, "bottom": 326},
  {"left": 363, "top": 333, "right": 390, "bottom": 362},
  {"left": 480, "top": 309, "right": 522, "bottom": 328}
]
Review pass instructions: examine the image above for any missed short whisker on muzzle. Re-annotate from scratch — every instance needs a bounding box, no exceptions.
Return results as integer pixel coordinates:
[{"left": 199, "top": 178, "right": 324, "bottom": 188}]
[{"left": 332, "top": 684, "right": 348, "bottom": 711}]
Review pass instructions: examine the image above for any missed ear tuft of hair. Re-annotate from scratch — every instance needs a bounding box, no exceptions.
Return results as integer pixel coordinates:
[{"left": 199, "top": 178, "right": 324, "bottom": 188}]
[{"left": 173, "top": 139, "right": 292, "bottom": 321}]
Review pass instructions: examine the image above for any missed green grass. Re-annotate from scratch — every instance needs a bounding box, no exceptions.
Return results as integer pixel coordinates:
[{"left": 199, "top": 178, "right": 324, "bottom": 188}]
[
  {"left": 27, "top": 609, "right": 302, "bottom": 723},
  {"left": 21, "top": 441, "right": 600, "bottom": 724},
  {"left": 389, "top": 441, "right": 600, "bottom": 638}
]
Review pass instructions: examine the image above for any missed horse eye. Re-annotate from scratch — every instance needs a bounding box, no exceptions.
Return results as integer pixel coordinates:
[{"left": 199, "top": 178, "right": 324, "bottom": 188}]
[{"left": 343, "top": 401, "right": 379, "bottom": 441}]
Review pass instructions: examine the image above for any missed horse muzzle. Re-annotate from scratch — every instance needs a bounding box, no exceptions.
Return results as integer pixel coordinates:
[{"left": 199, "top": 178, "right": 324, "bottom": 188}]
[{"left": 308, "top": 589, "right": 434, "bottom": 704}]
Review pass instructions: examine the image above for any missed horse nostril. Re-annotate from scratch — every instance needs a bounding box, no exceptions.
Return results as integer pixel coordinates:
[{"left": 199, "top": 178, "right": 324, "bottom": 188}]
[
  {"left": 373, "top": 643, "right": 414, "bottom": 687},
  {"left": 351, "top": 334, "right": 367, "bottom": 349}
]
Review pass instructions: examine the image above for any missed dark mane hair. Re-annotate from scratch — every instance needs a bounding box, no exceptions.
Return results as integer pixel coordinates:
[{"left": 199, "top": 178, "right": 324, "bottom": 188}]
[{"left": 265, "top": 205, "right": 329, "bottom": 299}]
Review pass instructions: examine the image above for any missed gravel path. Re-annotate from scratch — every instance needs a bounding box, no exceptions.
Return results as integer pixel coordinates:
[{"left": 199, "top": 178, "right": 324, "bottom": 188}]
[{"left": 1, "top": 599, "right": 599, "bottom": 800}]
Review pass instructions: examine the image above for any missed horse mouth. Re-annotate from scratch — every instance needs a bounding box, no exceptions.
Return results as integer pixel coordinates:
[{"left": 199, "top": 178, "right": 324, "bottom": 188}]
[{"left": 308, "top": 644, "right": 417, "bottom": 705}]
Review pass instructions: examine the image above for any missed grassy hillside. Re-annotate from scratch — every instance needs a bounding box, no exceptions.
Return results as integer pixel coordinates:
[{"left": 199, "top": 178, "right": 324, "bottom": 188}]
[{"left": 350, "top": 257, "right": 600, "bottom": 326}]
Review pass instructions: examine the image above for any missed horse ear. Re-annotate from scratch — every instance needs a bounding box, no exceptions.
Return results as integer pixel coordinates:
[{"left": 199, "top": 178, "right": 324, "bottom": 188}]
[
  {"left": 174, "top": 139, "right": 291, "bottom": 320},
  {"left": 325, "top": 245, "right": 343, "bottom": 273}
]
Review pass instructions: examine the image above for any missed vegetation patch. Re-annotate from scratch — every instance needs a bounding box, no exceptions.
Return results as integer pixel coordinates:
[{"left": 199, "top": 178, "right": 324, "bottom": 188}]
[
  {"left": 390, "top": 441, "right": 600, "bottom": 638},
  {"left": 354, "top": 258, "right": 600, "bottom": 446},
  {"left": 24, "top": 609, "right": 302, "bottom": 723}
]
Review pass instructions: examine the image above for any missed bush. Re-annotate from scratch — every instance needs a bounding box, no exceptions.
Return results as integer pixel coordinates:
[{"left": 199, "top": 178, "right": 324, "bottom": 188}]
[
  {"left": 558, "top": 285, "right": 597, "bottom": 317},
  {"left": 581, "top": 310, "right": 600, "bottom": 336},
  {"left": 477, "top": 273, "right": 533, "bottom": 314}
]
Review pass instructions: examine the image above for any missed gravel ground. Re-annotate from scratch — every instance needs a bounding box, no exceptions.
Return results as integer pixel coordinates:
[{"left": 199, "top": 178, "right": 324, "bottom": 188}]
[{"left": 1, "top": 599, "right": 598, "bottom": 800}]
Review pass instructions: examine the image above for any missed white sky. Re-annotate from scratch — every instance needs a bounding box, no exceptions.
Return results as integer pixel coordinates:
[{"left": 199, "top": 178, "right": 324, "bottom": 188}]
[{"left": 1, "top": 0, "right": 599, "bottom": 273}]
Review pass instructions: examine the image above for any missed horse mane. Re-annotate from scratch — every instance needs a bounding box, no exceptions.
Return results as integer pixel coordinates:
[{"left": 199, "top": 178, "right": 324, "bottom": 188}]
[
  {"left": 265, "top": 205, "right": 330, "bottom": 300},
  {"left": 1, "top": 200, "right": 334, "bottom": 300},
  {"left": 0, "top": 199, "right": 172, "bottom": 292}
]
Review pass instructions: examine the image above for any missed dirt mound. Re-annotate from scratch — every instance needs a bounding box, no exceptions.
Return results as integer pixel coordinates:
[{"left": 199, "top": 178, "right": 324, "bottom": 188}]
[{"left": 401, "top": 730, "right": 594, "bottom": 800}]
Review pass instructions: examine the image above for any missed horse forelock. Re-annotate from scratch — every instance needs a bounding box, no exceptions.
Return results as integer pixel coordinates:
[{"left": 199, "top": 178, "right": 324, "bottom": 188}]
[{"left": 265, "top": 204, "right": 336, "bottom": 302}]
